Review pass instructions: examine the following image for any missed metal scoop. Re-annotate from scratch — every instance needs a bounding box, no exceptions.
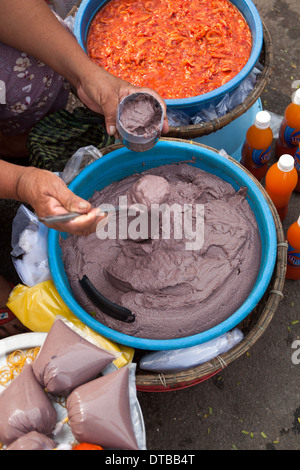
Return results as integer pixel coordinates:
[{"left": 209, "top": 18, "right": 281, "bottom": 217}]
[{"left": 39, "top": 203, "right": 147, "bottom": 225}]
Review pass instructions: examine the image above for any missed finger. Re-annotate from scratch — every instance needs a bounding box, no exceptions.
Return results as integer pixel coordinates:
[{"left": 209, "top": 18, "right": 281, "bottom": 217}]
[
  {"left": 49, "top": 181, "right": 92, "bottom": 215},
  {"left": 162, "top": 116, "right": 170, "bottom": 135}
]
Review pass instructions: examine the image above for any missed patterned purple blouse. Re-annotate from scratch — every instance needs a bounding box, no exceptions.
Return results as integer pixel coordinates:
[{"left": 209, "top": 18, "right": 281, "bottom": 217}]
[{"left": 0, "top": 12, "right": 70, "bottom": 136}]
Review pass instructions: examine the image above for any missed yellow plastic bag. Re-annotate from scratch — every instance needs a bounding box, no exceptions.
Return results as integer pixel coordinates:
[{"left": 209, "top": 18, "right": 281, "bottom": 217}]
[{"left": 7, "top": 280, "right": 134, "bottom": 369}]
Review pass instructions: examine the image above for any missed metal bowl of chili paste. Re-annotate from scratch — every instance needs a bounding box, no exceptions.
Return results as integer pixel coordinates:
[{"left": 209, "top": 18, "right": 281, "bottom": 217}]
[{"left": 75, "top": 0, "right": 263, "bottom": 116}]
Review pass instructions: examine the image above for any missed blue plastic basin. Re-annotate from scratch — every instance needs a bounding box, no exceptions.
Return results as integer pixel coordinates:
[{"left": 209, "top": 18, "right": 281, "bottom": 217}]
[
  {"left": 48, "top": 140, "right": 277, "bottom": 350},
  {"left": 74, "top": 0, "right": 263, "bottom": 116}
]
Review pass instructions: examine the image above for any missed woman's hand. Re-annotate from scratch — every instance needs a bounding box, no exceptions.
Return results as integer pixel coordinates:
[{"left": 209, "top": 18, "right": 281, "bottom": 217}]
[
  {"left": 16, "top": 167, "right": 106, "bottom": 236},
  {"left": 76, "top": 63, "right": 170, "bottom": 137}
]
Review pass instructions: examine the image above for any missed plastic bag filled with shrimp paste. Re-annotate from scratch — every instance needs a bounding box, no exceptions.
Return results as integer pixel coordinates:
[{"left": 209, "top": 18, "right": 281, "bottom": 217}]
[
  {"left": 32, "top": 317, "right": 116, "bottom": 396},
  {"left": 0, "top": 362, "right": 57, "bottom": 445},
  {"left": 66, "top": 364, "right": 146, "bottom": 450}
]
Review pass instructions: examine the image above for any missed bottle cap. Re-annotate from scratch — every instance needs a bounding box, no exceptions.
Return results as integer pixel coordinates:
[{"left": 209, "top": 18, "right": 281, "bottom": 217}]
[
  {"left": 292, "top": 88, "right": 300, "bottom": 106},
  {"left": 254, "top": 110, "right": 271, "bottom": 129},
  {"left": 277, "top": 154, "right": 295, "bottom": 172}
]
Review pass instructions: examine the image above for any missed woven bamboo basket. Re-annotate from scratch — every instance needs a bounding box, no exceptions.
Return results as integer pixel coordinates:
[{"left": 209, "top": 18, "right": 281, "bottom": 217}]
[
  {"left": 98, "top": 139, "right": 287, "bottom": 392},
  {"left": 69, "top": 2, "right": 273, "bottom": 140}
]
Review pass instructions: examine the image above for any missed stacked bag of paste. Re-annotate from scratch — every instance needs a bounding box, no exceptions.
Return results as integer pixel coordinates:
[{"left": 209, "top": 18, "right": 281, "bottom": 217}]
[
  {"left": 0, "top": 318, "right": 145, "bottom": 450},
  {"left": 0, "top": 361, "right": 58, "bottom": 447},
  {"left": 32, "top": 317, "right": 115, "bottom": 396}
]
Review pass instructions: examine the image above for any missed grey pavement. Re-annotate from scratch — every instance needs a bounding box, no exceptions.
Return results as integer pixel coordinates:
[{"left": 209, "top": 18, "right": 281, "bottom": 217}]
[{"left": 0, "top": 0, "right": 299, "bottom": 452}]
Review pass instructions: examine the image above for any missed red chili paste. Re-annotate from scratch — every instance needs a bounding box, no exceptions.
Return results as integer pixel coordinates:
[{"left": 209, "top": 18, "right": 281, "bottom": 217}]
[{"left": 87, "top": 0, "right": 252, "bottom": 99}]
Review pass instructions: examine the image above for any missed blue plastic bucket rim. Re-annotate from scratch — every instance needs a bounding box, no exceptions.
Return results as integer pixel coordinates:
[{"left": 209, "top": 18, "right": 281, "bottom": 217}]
[
  {"left": 48, "top": 140, "right": 277, "bottom": 351},
  {"left": 74, "top": 0, "right": 264, "bottom": 110}
]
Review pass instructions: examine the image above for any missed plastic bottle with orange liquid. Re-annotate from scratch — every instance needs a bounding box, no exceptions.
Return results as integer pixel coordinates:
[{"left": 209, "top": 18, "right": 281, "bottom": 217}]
[
  {"left": 276, "top": 88, "right": 300, "bottom": 158},
  {"left": 264, "top": 154, "right": 298, "bottom": 221},
  {"left": 286, "top": 216, "right": 300, "bottom": 280},
  {"left": 294, "top": 142, "right": 300, "bottom": 193},
  {"left": 241, "top": 110, "right": 273, "bottom": 182}
]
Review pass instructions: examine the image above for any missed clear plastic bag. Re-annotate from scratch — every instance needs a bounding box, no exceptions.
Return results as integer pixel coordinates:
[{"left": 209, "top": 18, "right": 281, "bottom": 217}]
[
  {"left": 61, "top": 145, "right": 103, "bottom": 185},
  {"left": 10, "top": 205, "right": 50, "bottom": 287},
  {"left": 267, "top": 111, "right": 283, "bottom": 139},
  {"left": 139, "top": 328, "right": 244, "bottom": 372}
]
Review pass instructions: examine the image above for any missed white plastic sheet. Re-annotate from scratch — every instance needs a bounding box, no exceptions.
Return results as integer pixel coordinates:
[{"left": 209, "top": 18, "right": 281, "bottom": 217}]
[
  {"left": 139, "top": 328, "right": 244, "bottom": 372},
  {"left": 11, "top": 205, "right": 50, "bottom": 287}
]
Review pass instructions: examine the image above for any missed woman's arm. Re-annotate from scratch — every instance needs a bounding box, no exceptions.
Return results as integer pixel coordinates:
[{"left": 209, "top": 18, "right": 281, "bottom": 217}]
[
  {"left": 0, "top": 0, "right": 169, "bottom": 135},
  {"left": 0, "top": 0, "right": 98, "bottom": 89}
]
